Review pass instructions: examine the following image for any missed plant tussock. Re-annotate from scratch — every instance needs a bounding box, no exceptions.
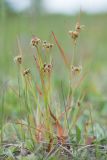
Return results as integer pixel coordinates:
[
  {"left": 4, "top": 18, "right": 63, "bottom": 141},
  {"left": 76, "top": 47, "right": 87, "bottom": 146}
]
[{"left": 0, "top": 16, "right": 107, "bottom": 160}]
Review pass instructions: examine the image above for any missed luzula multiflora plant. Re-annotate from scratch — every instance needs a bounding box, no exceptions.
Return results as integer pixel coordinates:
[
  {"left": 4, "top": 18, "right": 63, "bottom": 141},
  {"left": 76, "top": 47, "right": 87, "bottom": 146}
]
[{"left": 14, "top": 20, "right": 94, "bottom": 154}]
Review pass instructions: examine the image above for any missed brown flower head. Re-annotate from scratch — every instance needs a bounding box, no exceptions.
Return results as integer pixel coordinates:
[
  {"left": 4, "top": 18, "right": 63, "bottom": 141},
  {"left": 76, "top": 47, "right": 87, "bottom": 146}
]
[
  {"left": 69, "top": 31, "right": 79, "bottom": 40},
  {"left": 42, "top": 63, "right": 53, "bottom": 73},
  {"left": 71, "top": 65, "right": 82, "bottom": 75},
  {"left": 23, "top": 68, "right": 30, "bottom": 76},
  {"left": 42, "top": 41, "right": 54, "bottom": 49},
  {"left": 75, "top": 22, "right": 85, "bottom": 32},
  {"left": 14, "top": 55, "right": 22, "bottom": 64},
  {"left": 31, "top": 36, "right": 41, "bottom": 47}
]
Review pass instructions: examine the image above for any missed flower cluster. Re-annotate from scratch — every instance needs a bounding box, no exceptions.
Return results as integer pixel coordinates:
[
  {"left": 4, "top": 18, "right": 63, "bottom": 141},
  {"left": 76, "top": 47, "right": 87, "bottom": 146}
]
[
  {"left": 69, "top": 22, "right": 84, "bottom": 44},
  {"left": 31, "top": 36, "right": 54, "bottom": 50},
  {"left": 42, "top": 63, "right": 53, "bottom": 73},
  {"left": 14, "top": 55, "right": 22, "bottom": 64}
]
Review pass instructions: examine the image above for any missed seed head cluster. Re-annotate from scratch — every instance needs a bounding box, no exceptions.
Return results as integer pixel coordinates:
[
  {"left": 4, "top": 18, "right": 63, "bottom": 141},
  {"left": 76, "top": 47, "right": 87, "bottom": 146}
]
[
  {"left": 42, "top": 41, "right": 54, "bottom": 49},
  {"left": 69, "top": 22, "right": 84, "bottom": 44},
  {"left": 23, "top": 68, "right": 30, "bottom": 76},
  {"left": 31, "top": 36, "right": 41, "bottom": 47},
  {"left": 14, "top": 55, "right": 22, "bottom": 64},
  {"left": 31, "top": 36, "right": 54, "bottom": 49},
  {"left": 42, "top": 63, "right": 53, "bottom": 73},
  {"left": 71, "top": 65, "right": 82, "bottom": 75}
]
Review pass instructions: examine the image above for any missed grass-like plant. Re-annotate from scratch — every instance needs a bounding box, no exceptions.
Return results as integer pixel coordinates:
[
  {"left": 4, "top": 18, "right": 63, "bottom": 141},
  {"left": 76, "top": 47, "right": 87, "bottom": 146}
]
[{"left": 0, "top": 18, "right": 107, "bottom": 160}]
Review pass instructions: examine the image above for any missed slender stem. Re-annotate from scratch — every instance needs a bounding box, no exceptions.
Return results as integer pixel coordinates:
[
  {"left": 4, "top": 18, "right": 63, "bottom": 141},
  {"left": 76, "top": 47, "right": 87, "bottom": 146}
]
[
  {"left": 72, "top": 43, "right": 76, "bottom": 66},
  {"left": 0, "top": 87, "right": 5, "bottom": 144},
  {"left": 36, "top": 46, "right": 43, "bottom": 67},
  {"left": 89, "top": 104, "right": 95, "bottom": 136}
]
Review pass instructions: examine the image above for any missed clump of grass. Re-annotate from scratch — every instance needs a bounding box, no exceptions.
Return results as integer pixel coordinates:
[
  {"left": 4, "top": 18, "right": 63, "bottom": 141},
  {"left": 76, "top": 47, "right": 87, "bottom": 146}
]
[{"left": 0, "top": 17, "right": 107, "bottom": 160}]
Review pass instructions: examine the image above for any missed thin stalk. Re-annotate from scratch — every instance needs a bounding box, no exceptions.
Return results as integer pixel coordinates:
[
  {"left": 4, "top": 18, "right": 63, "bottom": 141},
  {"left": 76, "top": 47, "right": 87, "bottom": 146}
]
[
  {"left": 26, "top": 76, "right": 39, "bottom": 110},
  {"left": 27, "top": 115, "right": 35, "bottom": 148},
  {"left": 33, "top": 55, "right": 51, "bottom": 133},
  {"left": 36, "top": 46, "right": 43, "bottom": 67},
  {"left": 61, "top": 81, "right": 71, "bottom": 136},
  {"left": 24, "top": 78, "right": 35, "bottom": 146},
  {"left": 89, "top": 104, "right": 95, "bottom": 136},
  {"left": 72, "top": 43, "right": 76, "bottom": 66},
  {"left": 17, "top": 66, "right": 25, "bottom": 141},
  {"left": 0, "top": 87, "right": 5, "bottom": 144}
]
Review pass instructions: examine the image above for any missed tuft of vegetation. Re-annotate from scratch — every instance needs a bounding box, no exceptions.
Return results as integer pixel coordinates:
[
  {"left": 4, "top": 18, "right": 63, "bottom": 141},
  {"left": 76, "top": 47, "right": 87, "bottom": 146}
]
[{"left": 0, "top": 15, "right": 107, "bottom": 160}]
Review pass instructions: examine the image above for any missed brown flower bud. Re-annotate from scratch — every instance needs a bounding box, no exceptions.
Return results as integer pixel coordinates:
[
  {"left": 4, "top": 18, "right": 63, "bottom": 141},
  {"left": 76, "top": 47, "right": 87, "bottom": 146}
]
[
  {"left": 23, "top": 68, "right": 30, "bottom": 76},
  {"left": 75, "top": 22, "right": 81, "bottom": 32},
  {"left": 14, "top": 55, "right": 22, "bottom": 64},
  {"left": 71, "top": 65, "right": 82, "bottom": 75},
  {"left": 31, "top": 36, "right": 41, "bottom": 47},
  {"left": 75, "top": 22, "right": 85, "bottom": 32},
  {"left": 69, "top": 31, "right": 79, "bottom": 40},
  {"left": 42, "top": 41, "right": 54, "bottom": 49},
  {"left": 42, "top": 63, "right": 53, "bottom": 73}
]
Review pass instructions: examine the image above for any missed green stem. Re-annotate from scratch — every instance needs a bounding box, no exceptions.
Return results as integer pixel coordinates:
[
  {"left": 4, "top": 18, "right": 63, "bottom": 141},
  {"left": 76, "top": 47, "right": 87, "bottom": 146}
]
[
  {"left": 72, "top": 43, "right": 76, "bottom": 65},
  {"left": 0, "top": 88, "right": 5, "bottom": 144}
]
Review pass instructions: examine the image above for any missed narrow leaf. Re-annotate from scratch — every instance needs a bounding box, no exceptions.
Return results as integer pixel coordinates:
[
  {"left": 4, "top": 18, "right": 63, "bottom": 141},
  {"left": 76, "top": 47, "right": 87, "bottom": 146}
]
[{"left": 52, "top": 32, "right": 70, "bottom": 68}]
